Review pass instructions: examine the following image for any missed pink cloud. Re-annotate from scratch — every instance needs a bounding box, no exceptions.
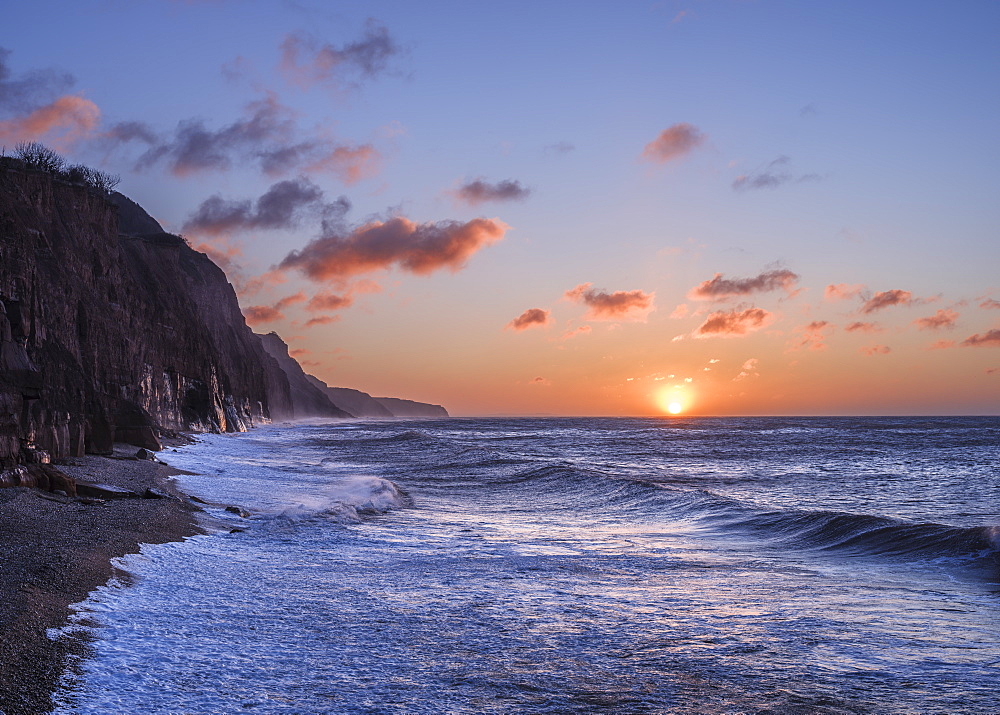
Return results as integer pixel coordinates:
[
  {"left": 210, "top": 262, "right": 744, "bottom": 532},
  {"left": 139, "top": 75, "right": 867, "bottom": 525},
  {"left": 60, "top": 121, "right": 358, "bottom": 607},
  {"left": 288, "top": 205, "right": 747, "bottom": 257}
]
[
  {"left": 507, "top": 308, "right": 551, "bottom": 331},
  {"left": 0, "top": 95, "right": 100, "bottom": 148},
  {"left": 980, "top": 298, "right": 1000, "bottom": 310},
  {"left": 242, "top": 305, "right": 284, "bottom": 325},
  {"left": 305, "top": 144, "right": 381, "bottom": 184},
  {"left": 280, "top": 216, "right": 508, "bottom": 282},
  {"left": 961, "top": 329, "right": 1000, "bottom": 347},
  {"left": 928, "top": 340, "right": 956, "bottom": 350},
  {"left": 791, "top": 320, "right": 833, "bottom": 351},
  {"left": 844, "top": 321, "right": 881, "bottom": 334},
  {"left": 670, "top": 303, "right": 689, "bottom": 319},
  {"left": 641, "top": 123, "right": 705, "bottom": 164},
  {"left": 305, "top": 315, "right": 340, "bottom": 328},
  {"left": 529, "top": 376, "right": 551, "bottom": 386},
  {"left": 307, "top": 291, "right": 354, "bottom": 312},
  {"left": 860, "top": 289, "right": 912, "bottom": 314},
  {"left": 561, "top": 325, "right": 592, "bottom": 340},
  {"left": 564, "top": 283, "right": 655, "bottom": 321},
  {"left": 824, "top": 283, "right": 865, "bottom": 301},
  {"left": 860, "top": 345, "right": 891, "bottom": 356},
  {"left": 913, "top": 308, "right": 959, "bottom": 331},
  {"left": 694, "top": 307, "right": 773, "bottom": 338},
  {"left": 688, "top": 269, "right": 799, "bottom": 301}
]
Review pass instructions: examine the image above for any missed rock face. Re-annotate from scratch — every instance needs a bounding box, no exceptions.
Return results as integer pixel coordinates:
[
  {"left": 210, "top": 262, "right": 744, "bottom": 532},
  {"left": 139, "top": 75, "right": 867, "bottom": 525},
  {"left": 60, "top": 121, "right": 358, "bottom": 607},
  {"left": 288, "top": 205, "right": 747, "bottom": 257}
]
[
  {"left": 256, "top": 332, "right": 353, "bottom": 419},
  {"left": 0, "top": 161, "right": 288, "bottom": 472},
  {"left": 374, "top": 397, "right": 450, "bottom": 418},
  {"left": 304, "top": 375, "right": 394, "bottom": 418}
]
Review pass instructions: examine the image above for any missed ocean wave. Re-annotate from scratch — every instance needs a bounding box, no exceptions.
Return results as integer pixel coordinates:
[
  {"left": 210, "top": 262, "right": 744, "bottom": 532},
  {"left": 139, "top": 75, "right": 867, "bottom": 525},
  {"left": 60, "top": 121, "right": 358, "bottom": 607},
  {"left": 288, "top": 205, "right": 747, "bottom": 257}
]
[
  {"left": 262, "top": 476, "right": 413, "bottom": 527},
  {"left": 699, "top": 503, "right": 999, "bottom": 562}
]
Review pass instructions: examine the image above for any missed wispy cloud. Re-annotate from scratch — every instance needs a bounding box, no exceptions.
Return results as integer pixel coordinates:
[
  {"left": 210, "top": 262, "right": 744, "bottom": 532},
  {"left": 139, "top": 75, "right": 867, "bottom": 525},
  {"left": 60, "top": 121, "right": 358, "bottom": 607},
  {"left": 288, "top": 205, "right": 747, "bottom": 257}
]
[
  {"left": 733, "top": 358, "right": 759, "bottom": 381},
  {"left": 506, "top": 308, "right": 551, "bottom": 331},
  {"left": 913, "top": 308, "right": 959, "bottom": 331},
  {"left": 641, "top": 123, "right": 705, "bottom": 164},
  {"left": 961, "top": 329, "right": 1000, "bottom": 347},
  {"left": 860, "top": 289, "right": 913, "bottom": 314},
  {"left": 825, "top": 283, "right": 865, "bottom": 301},
  {"left": 844, "top": 321, "right": 881, "bottom": 334},
  {"left": 688, "top": 269, "right": 799, "bottom": 301},
  {"left": 790, "top": 320, "right": 833, "bottom": 351},
  {"left": 732, "top": 155, "right": 821, "bottom": 192},
  {"left": 565, "top": 283, "right": 654, "bottom": 321},
  {"left": 860, "top": 345, "right": 891, "bottom": 356},
  {"left": 279, "top": 22, "right": 399, "bottom": 91},
  {"left": 0, "top": 95, "right": 100, "bottom": 148},
  {"left": 451, "top": 178, "right": 531, "bottom": 206},
  {"left": 280, "top": 216, "right": 508, "bottom": 282},
  {"left": 694, "top": 307, "right": 773, "bottom": 338}
]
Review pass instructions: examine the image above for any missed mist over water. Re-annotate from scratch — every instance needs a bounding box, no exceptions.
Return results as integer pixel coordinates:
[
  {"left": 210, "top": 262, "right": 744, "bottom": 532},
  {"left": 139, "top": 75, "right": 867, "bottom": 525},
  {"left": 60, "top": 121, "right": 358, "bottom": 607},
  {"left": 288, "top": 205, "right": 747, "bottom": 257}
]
[{"left": 53, "top": 417, "right": 1000, "bottom": 713}]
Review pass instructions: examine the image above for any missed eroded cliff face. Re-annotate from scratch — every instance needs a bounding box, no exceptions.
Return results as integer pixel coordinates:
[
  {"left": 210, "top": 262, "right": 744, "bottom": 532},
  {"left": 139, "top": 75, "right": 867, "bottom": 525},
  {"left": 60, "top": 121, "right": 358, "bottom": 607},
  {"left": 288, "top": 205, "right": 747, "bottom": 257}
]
[
  {"left": 0, "top": 163, "right": 285, "bottom": 469},
  {"left": 257, "top": 332, "right": 353, "bottom": 419}
]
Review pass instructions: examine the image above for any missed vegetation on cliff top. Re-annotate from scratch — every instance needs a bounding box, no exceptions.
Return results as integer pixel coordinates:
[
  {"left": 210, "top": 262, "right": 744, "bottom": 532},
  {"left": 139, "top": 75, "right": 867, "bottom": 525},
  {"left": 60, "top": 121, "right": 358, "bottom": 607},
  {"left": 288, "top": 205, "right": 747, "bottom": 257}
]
[{"left": 1, "top": 141, "right": 120, "bottom": 194}]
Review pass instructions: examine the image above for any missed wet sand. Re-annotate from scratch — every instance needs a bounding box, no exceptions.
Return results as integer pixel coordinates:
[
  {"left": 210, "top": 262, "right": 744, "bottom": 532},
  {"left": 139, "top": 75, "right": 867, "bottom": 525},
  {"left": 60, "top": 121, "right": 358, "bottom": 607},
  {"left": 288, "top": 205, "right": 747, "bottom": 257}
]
[{"left": 0, "top": 444, "right": 201, "bottom": 715}]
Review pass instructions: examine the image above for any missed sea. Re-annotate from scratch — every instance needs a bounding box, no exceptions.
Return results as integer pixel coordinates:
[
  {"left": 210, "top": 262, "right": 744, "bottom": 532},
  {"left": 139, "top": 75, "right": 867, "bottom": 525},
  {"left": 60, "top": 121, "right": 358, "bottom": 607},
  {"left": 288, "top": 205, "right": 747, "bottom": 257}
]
[{"left": 52, "top": 417, "right": 1000, "bottom": 714}]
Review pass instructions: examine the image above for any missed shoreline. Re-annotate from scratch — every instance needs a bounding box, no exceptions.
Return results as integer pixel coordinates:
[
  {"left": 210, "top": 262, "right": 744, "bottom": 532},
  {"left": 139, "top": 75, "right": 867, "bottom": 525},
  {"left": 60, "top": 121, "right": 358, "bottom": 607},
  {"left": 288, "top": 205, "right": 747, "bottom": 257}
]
[{"left": 0, "top": 443, "right": 203, "bottom": 715}]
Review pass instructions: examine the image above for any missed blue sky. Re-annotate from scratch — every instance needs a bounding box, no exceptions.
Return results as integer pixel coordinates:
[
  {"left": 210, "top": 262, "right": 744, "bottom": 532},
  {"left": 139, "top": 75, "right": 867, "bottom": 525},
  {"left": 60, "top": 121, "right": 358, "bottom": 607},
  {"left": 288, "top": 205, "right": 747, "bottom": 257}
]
[{"left": 3, "top": 0, "right": 999, "bottom": 414}]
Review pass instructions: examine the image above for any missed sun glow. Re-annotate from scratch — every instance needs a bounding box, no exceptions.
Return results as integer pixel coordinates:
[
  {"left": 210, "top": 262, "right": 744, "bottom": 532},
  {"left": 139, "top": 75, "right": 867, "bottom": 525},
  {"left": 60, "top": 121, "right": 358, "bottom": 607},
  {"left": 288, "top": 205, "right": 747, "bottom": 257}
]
[{"left": 656, "top": 388, "right": 687, "bottom": 415}]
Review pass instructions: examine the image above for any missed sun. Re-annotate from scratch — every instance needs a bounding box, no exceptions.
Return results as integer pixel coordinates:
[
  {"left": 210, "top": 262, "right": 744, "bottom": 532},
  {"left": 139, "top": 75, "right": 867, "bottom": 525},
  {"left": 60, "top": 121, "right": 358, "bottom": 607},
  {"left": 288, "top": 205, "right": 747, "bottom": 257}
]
[{"left": 667, "top": 402, "right": 683, "bottom": 415}]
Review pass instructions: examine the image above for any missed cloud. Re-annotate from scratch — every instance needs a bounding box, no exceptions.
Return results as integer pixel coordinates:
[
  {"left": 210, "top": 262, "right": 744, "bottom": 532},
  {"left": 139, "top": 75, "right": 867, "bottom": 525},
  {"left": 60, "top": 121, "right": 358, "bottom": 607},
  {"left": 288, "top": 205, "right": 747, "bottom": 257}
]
[
  {"left": 303, "top": 144, "right": 380, "bottom": 184},
  {"left": 529, "top": 376, "right": 551, "bottom": 386},
  {"left": 307, "top": 291, "right": 355, "bottom": 312},
  {"left": 507, "top": 308, "right": 551, "bottom": 331},
  {"left": 451, "top": 178, "right": 531, "bottom": 206},
  {"left": 280, "top": 216, "right": 508, "bottom": 282},
  {"left": 861, "top": 345, "right": 891, "bottom": 356},
  {"left": 694, "top": 307, "right": 773, "bottom": 338},
  {"left": 0, "top": 47, "right": 75, "bottom": 113},
  {"left": 670, "top": 304, "right": 689, "bottom": 319},
  {"left": 688, "top": 269, "right": 799, "bottom": 301},
  {"left": 560, "top": 325, "right": 592, "bottom": 340},
  {"left": 305, "top": 315, "right": 340, "bottom": 328},
  {"left": 564, "top": 283, "right": 654, "bottom": 321},
  {"left": 825, "top": 283, "right": 865, "bottom": 301},
  {"left": 0, "top": 95, "right": 101, "bottom": 148},
  {"left": 732, "top": 156, "right": 821, "bottom": 192},
  {"left": 913, "top": 308, "right": 959, "bottom": 331},
  {"left": 183, "top": 178, "right": 349, "bottom": 236},
  {"left": 860, "top": 289, "right": 913, "bottom": 314},
  {"left": 543, "top": 141, "right": 575, "bottom": 156},
  {"left": 137, "top": 94, "right": 295, "bottom": 175},
  {"left": 243, "top": 305, "right": 283, "bottom": 325},
  {"left": 791, "top": 320, "right": 833, "bottom": 351},
  {"left": 733, "top": 358, "right": 759, "bottom": 381},
  {"left": 844, "top": 321, "right": 881, "bottom": 334},
  {"left": 241, "top": 292, "right": 305, "bottom": 326},
  {"left": 928, "top": 340, "right": 955, "bottom": 350},
  {"left": 961, "top": 329, "right": 1000, "bottom": 348},
  {"left": 980, "top": 298, "right": 1000, "bottom": 310},
  {"left": 279, "top": 22, "right": 399, "bottom": 90},
  {"left": 641, "top": 123, "right": 705, "bottom": 164}
]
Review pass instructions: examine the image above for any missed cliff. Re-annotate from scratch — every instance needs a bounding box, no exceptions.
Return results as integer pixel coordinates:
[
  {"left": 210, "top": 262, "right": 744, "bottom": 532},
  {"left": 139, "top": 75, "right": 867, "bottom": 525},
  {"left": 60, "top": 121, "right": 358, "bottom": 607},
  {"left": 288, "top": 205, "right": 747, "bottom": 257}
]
[
  {"left": 304, "top": 375, "right": 394, "bottom": 418},
  {"left": 0, "top": 160, "right": 290, "bottom": 470},
  {"left": 256, "top": 332, "right": 353, "bottom": 419},
  {"left": 374, "top": 397, "right": 449, "bottom": 418}
]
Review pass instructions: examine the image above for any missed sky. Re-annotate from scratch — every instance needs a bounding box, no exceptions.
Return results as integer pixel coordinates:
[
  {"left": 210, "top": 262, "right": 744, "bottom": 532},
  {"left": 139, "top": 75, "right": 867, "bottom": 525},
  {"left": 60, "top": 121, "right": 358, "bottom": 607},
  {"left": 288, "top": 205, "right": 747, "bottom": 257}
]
[{"left": 2, "top": 0, "right": 999, "bottom": 416}]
